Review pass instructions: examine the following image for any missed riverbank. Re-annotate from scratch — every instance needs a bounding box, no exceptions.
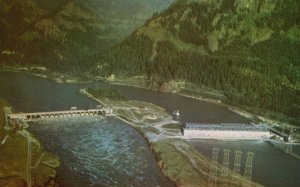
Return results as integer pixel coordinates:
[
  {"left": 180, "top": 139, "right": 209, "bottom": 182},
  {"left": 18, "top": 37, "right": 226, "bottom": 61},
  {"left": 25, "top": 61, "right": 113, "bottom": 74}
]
[
  {"left": 0, "top": 66, "right": 95, "bottom": 84},
  {"left": 267, "top": 139, "right": 300, "bottom": 160},
  {"left": 81, "top": 89, "right": 262, "bottom": 187},
  {"left": 104, "top": 75, "right": 300, "bottom": 139},
  {"left": 2, "top": 66, "right": 299, "bottom": 141},
  {"left": 1, "top": 67, "right": 297, "bottom": 129},
  {"left": 101, "top": 76, "right": 254, "bottom": 119},
  {"left": 0, "top": 99, "right": 60, "bottom": 187},
  {"left": 0, "top": 70, "right": 298, "bottom": 186}
]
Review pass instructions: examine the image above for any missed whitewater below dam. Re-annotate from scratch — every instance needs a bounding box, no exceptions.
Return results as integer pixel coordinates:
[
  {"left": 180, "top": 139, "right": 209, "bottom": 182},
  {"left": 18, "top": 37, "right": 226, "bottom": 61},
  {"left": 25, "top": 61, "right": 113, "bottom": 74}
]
[
  {"left": 29, "top": 117, "right": 174, "bottom": 187},
  {"left": 0, "top": 71, "right": 300, "bottom": 187}
]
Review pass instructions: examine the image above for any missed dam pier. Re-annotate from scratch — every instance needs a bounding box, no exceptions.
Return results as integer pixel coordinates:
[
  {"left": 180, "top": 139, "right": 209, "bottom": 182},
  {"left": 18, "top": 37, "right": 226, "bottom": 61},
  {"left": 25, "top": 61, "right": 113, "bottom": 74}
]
[{"left": 4, "top": 107, "right": 113, "bottom": 124}]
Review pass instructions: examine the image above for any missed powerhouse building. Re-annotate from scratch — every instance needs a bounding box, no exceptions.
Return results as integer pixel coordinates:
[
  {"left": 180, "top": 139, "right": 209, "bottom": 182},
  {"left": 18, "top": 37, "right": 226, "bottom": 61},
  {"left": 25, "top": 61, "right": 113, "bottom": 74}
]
[{"left": 183, "top": 123, "right": 271, "bottom": 140}]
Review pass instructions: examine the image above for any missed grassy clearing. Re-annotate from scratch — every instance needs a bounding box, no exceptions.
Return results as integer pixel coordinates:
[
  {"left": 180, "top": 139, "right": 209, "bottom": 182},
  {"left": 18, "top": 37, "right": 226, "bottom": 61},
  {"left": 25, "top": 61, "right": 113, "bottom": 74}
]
[
  {"left": 144, "top": 126, "right": 161, "bottom": 134},
  {"left": 0, "top": 98, "right": 10, "bottom": 128},
  {"left": 116, "top": 110, "right": 133, "bottom": 121},
  {"left": 0, "top": 99, "right": 60, "bottom": 186},
  {"left": 151, "top": 139, "right": 262, "bottom": 187},
  {"left": 162, "top": 123, "right": 182, "bottom": 133},
  {"left": 85, "top": 88, "right": 170, "bottom": 126},
  {"left": 85, "top": 90, "right": 260, "bottom": 186},
  {"left": 152, "top": 139, "right": 209, "bottom": 186},
  {"left": 162, "top": 123, "right": 181, "bottom": 129}
]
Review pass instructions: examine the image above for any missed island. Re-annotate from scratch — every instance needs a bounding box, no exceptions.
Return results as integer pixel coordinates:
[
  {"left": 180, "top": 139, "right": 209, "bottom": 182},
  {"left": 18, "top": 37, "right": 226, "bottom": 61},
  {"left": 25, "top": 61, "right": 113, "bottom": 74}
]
[{"left": 81, "top": 88, "right": 262, "bottom": 187}]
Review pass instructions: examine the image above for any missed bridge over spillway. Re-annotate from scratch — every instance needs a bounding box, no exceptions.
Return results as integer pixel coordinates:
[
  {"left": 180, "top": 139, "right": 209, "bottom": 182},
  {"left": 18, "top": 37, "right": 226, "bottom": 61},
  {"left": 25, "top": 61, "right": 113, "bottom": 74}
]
[{"left": 6, "top": 108, "right": 113, "bottom": 122}]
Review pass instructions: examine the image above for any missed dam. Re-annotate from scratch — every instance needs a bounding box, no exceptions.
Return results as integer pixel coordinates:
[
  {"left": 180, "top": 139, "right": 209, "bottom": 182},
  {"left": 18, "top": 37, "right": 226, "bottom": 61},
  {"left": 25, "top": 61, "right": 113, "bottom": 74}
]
[
  {"left": 183, "top": 123, "right": 271, "bottom": 140},
  {"left": 5, "top": 107, "right": 113, "bottom": 123}
]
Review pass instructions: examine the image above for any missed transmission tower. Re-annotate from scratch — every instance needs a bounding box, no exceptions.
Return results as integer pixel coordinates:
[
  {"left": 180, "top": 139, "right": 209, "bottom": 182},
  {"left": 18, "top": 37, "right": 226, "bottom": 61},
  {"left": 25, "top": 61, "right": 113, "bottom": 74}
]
[
  {"left": 288, "top": 127, "right": 293, "bottom": 142},
  {"left": 244, "top": 152, "right": 254, "bottom": 180},
  {"left": 222, "top": 149, "right": 230, "bottom": 187},
  {"left": 209, "top": 148, "right": 219, "bottom": 187},
  {"left": 233, "top": 151, "right": 243, "bottom": 174},
  {"left": 286, "top": 143, "right": 293, "bottom": 154},
  {"left": 281, "top": 126, "right": 285, "bottom": 135},
  {"left": 3, "top": 107, "right": 12, "bottom": 129}
]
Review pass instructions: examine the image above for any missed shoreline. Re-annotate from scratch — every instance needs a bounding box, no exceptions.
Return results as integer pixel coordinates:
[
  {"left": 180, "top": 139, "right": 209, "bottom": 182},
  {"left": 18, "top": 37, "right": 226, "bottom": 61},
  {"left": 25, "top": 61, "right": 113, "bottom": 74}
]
[
  {"left": 80, "top": 89, "right": 180, "bottom": 186},
  {"left": 0, "top": 99, "right": 61, "bottom": 187},
  {"left": 0, "top": 126, "right": 60, "bottom": 186},
  {"left": 1, "top": 69, "right": 297, "bottom": 185},
  {"left": 81, "top": 89, "right": 261, "bottom": 187},
  {"left": 0, "top": 68, "right": 93, "bottom": 84},
  {"left": 1, "top": 67, "right": 297, "bottom": 129},
  {"left": 114, "top": 114, "right": 177, "bottom": 186},
  {"left": 4, "top": 68, "right": 299, "bottom": 140},
  {"left": 2, "top": 68, "right": 299, "bottom": 137},
  {"left": 107, "top": 78, "right": 300, "bottom": 130},
  {"left": 266, "top": 140, "right": 300, "bottom": 160}
]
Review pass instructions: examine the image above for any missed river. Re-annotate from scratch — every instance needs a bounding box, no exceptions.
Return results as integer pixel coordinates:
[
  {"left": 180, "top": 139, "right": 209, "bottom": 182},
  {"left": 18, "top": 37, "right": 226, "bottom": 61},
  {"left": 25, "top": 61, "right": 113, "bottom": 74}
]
[
  {"left": 29, "top": 117, "right": 172, "bottom": 187},
  {"left": 0, "top": 71, "right": 299, "bottom": 187}
]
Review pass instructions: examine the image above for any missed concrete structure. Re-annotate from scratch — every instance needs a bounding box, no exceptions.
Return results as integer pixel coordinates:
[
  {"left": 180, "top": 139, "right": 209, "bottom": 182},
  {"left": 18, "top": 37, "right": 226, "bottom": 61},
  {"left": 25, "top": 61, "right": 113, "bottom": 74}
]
[
  {"left": 183, "top": 123, "right": 271, "bottom": 140},
  {"left": 269, "top": 126, "right": 291, "bottom": 142},
  {"left": 7, "top": 108, "right": 113, "bottom": 122},
  {"left": 244, "top": 152, "right": 254, "bottom": 180},
  {"left": 222, "top": 149, "right": 230, "bottom": 187},
  {"left": 233, "top": 151, "right": 243, "bottom": 174},
  {"left": 209, "top": 148, "right": 219, "bottom": 186},
  {"left": 286, "top": 143, "right": 293, "bottom": 154},
  {"left": 3, "top": 107, "right": 13, "bottom": 129}
]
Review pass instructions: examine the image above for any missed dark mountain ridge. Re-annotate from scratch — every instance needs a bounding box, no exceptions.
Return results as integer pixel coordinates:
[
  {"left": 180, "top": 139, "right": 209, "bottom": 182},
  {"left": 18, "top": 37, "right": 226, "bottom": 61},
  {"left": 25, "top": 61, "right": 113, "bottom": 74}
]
[
  {"left": 91, "top": 0, "right": 300, "bottom": 124},
  {"left": 0, "top": 0, "right": 173, "bottom": 71}
]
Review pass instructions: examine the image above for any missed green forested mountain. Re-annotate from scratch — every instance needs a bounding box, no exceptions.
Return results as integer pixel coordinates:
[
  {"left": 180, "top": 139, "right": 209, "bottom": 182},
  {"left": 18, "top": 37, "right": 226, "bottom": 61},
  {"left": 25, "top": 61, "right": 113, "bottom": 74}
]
[
  {"left": 0, "top": 0, "right": 173, "bottom": 71},
  {"left": 91, "top": 0, "right": 300, "bottom": 124},
  {"left": 76, "top": 0, "right": 174, "bottom": 38}
]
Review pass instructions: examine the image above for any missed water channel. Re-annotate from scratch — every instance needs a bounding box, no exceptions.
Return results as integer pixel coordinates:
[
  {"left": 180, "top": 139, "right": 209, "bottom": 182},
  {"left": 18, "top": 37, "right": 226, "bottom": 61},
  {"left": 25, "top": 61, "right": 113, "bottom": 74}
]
[{"left": 0, "top": 71, "right": 299, "bottom": 187}]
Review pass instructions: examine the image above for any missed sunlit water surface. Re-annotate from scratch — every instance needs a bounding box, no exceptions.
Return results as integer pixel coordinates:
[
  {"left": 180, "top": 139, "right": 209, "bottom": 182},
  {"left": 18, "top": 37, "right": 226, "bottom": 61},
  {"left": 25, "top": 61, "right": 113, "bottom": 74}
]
[
  {"left": 0, "top": 71, "right": 300, "bottom": 187},
  {"left": 29, "top": 117, "right": 174, "bottom": 187}
]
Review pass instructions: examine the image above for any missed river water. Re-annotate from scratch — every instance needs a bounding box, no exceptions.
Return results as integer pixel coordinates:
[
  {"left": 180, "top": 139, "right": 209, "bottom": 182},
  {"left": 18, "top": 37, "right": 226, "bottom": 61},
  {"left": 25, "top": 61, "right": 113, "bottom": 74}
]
[
  {"left": 29, "top": 117, "right": 172, "bottom": 187},
  {"left": 0, "top": 71, "right": 299, "bottom": 187}
]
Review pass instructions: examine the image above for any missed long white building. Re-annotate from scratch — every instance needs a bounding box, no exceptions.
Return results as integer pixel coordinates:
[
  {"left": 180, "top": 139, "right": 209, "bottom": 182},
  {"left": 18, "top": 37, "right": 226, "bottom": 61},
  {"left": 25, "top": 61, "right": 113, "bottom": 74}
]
[{"left": 183, "top": 123, "right": 271, "bottom": 140}]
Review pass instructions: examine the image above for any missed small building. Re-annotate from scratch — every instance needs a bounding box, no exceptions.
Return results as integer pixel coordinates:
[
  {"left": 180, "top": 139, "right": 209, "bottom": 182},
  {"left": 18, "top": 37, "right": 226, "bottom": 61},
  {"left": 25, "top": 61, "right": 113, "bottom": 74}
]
[
  {"left": 183, "top": 123, "right": 271, "bottom": 140},
  {"left": 70, "top": 107, "right": 77, "bottom": 110}
]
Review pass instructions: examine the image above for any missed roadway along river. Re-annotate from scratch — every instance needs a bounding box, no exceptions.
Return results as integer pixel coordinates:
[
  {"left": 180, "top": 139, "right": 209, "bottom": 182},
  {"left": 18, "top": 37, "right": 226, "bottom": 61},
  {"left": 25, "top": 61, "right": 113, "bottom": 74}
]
[{"left": 0, "top": 71, "right": 299, "bottom": 187}]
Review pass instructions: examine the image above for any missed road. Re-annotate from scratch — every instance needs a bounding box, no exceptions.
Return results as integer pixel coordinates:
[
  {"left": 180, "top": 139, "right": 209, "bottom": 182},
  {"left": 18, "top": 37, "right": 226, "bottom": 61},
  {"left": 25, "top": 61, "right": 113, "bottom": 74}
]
[{"left": 18, "top": 130, "right": 32, "bottom": 187}]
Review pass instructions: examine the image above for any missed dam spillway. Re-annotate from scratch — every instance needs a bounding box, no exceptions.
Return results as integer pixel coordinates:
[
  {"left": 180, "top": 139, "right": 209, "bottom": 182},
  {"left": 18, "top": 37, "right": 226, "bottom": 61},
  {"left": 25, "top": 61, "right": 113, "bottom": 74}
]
[
  {"left": 6, "top": 108, "right": 113, "bottom": 122},
  {"left": 183, "top": 123, "right": 271, "bottom": 140}
]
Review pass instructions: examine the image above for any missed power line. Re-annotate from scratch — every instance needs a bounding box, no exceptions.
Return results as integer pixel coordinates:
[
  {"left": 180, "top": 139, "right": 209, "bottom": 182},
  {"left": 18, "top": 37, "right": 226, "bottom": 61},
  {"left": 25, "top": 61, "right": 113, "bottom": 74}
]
[
  {"left": 209, "top": 148, "right": 219, "bottom": 187},
  {"left": 26, "top": 132, "right": 32, "bottom": 187},
  {"left": 233, "top": 150, "right": 243, "bottom": 175},
  {"left": 244, "top": 152, "right": 254, "bottom": 180},
  {"left": 286, "top": 143, "right": 293, "bottom": 154},
  {"left": 222, "top": 149, "right": 230, "bottom": 187}
]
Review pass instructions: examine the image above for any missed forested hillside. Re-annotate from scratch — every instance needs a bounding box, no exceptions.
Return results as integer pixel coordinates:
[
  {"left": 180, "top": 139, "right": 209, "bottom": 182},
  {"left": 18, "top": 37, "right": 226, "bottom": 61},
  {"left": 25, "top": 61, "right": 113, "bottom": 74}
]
[
  {"left": 0, "top": 0, "right": 173, "bottom": 71},
  {"left": 91, "top": 0, "right": 300, "bottom": 125}
]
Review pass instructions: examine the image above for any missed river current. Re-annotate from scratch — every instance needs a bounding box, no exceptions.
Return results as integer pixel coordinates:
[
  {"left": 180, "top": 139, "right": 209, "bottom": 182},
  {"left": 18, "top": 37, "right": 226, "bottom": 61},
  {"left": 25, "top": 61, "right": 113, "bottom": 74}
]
[
  {"left": 30, "top": 117, "right": 172, "bottom": 187},
  {"left": 0, "top": 71, "right": 299, "bottom": 187}
]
